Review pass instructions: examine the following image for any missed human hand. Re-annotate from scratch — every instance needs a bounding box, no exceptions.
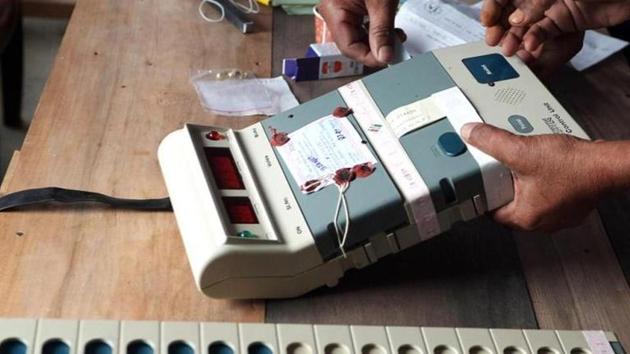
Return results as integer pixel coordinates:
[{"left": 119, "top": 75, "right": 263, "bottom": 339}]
[
  {"left": 319, "top": 0, "right": 399, "bottom": 67},
  {"left": 481, "top": 0, "right": 554, "bottom": 45},
  {"left": 482, "top": 0, "right": 630, "bottom": 56},
  {"left": 518, "top": 1, "right": 630, "bottom": 54},
  {"left": 460, "top": 123, "right": 608, "bottom": 232},
  {"left": 514, "top": 30, "right": 584, "bottom": 77}
]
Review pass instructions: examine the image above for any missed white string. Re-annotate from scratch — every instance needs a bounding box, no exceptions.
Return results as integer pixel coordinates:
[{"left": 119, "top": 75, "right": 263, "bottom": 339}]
[
  {"left": 334, "top": 182, "right": 351, "bottom": 258},
  {"left": 198, "top": 0, "right": 259, "bottom": 24},
  {"left": 230, "top": 0, "right": 260, "bottom": 14},
  {"left": 199, "top": 0, "right": 225, "bottom": 23}
]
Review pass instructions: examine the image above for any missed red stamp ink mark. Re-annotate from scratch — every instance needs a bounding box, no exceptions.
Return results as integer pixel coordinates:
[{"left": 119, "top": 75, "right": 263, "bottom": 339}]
[
  {"left": 332, "top": 107, "right": 353, "bottom": 118},
  {"left": 269, "top": 127, "right": 290, "bottom": 147},
  {"left": 333, "top": 167, "right": 356, "bottom": 185},
  {"left": 352, "top": 162, "right": 376, "bottom": 178},
  {"left": 301, "top": 179, "right": 322, "bottom": 194}
]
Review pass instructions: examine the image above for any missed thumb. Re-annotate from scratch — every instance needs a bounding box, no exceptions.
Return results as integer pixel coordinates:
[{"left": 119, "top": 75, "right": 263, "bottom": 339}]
[
  {"left": 460, "top": 123, "right": 524, "bottom": 167},
  {"left": 366, "top": 0, "right": 397, "bottom": 64}
]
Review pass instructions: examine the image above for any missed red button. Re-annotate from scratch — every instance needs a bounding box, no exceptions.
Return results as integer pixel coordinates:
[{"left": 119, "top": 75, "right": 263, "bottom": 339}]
[{"left": 206, "top": 130, "right": 224, "bottom": 141}]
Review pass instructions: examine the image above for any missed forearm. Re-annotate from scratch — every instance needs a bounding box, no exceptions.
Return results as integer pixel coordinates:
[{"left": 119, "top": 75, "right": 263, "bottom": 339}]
[{"left": 588, "top": 140, "right": 630, "bottom": 194}]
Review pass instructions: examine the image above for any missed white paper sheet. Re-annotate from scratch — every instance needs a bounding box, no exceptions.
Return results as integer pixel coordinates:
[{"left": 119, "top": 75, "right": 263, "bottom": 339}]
[
  {"left": 275, "top": 115, "right": 377, "bottom": 193},
  {"left": 571, "top": 31, "right": 629, "bottom": 70},
  {"left": 583, "top": 331, "right": 616, "bottom": 354},
  {"left": 395, "top": 0, "right": 482, "bottom": 53},
  {"left": 385, "top": 97, "right": 445, "bottom": 138},
  {"left": 396, "top": 0, "right": 628, "bottom": 71}
]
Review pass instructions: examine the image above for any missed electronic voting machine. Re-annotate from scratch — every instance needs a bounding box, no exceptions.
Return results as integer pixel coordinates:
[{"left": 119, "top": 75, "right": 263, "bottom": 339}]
[{"left": 158, "top": 41, "right": 588, "bottom": 299}]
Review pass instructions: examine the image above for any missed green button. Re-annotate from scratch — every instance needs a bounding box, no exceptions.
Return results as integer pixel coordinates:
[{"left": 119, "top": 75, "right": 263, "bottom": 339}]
[{"left": 238, "top": 230, "right": 256, "bottom": 238}]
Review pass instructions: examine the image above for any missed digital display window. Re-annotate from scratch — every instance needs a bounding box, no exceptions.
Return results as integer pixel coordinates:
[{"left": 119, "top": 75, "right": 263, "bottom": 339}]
[
  {"left": 222, "top": 197, "right": 259, "bottom": 224},
  {"left": 204, "top": 147, "right": 245, "bottom": 190}
]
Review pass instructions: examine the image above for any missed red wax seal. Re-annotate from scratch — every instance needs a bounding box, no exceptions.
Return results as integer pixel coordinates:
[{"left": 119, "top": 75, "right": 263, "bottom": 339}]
[
  {"left": 269, "top": 127, "right": 290, "bottom": 147},
  {"left": 333, "top": 167, "right": 356, "bottom": 185},
  {"left": 206, "top": 130, "right": 224, "bottom": 141},
  {"left": 301, "top": 179, "right": 322, "bottom": 194},
  {"left": 332, "top": 107, "right": 352, "bottom": 118},
  {"left": 352, "top": 162, "right": 376, "bottom": 178}
]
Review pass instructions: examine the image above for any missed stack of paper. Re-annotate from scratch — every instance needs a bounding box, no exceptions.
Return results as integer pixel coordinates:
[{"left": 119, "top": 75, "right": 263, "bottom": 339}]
[{"left": 395, "top": 0, "right": 628, "bottom": 71}]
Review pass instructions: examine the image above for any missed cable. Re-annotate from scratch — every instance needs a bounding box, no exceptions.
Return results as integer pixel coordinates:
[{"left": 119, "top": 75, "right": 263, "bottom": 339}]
[{"left": 0, "top": 187, "right": 172, "bottom": 212}]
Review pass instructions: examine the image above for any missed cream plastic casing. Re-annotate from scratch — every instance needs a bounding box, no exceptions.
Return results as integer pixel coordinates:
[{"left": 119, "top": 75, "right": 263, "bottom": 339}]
[{"left": 158, "top": 124, "right": 357, "bottom": 298}]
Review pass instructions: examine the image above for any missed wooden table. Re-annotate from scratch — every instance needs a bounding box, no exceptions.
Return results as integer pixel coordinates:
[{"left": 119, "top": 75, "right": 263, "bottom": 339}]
[{"left": 2, "top": 0, "right": 630, "bottom": 347}]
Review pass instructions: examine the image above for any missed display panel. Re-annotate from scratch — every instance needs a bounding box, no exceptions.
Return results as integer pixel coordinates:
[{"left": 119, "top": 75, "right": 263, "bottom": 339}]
[
  {"left": 204, "top": 147, "right": 245, "bottom": 190},
  {"left": 222, "top": 197, "right": 259, "bottom": 224}
]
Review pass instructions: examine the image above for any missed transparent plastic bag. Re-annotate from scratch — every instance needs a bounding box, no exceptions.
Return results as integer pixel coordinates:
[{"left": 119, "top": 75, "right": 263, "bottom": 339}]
[{"left": 191, "top": 69, "right": 275, "bottom": 116}]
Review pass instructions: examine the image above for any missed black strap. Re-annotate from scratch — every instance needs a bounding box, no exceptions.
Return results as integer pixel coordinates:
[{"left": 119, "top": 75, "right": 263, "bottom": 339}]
[{"left": 0, "top": 187, "right": 172, "bottom": 212}]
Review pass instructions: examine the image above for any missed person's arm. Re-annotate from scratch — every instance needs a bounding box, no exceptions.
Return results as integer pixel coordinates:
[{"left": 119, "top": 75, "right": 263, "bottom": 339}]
[
  {"left": 319, "top": 0, "right": 398, "bottom": 67},
  {"left": 460, "top": 123, "right": 630, "bottom": 232}
]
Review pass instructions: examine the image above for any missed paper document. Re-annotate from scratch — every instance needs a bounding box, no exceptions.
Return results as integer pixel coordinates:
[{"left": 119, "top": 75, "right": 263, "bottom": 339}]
[
  {"left": 385, "top": 98, "right": 445, "bottom": 138},
  {"left": 396, "top": 0, "right": 628, "bottom": 71},
  {"left": 395, "top": 0, "right": 483, "bottom": 53},
  {"left": 570, "top": 31, "right": 629, "bottom": 70},
  {"left": 583, "top": 331, "right": 616, "bottom": 354},
  {"left": 275, "top": 115, "right": 377, "bottom": 193}
]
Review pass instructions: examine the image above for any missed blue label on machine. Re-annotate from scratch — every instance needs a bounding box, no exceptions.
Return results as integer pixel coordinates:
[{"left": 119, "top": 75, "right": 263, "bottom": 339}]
[{"left": 462, "top": 54, "right": 519, "bottom": 84}]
